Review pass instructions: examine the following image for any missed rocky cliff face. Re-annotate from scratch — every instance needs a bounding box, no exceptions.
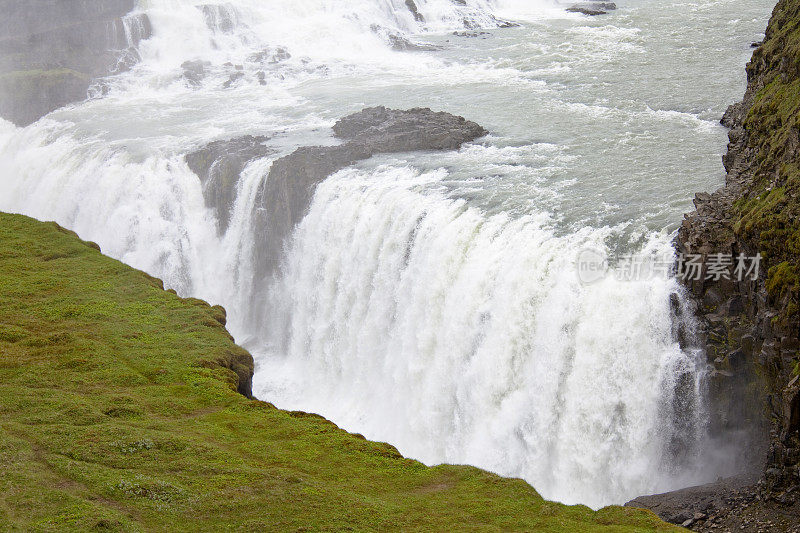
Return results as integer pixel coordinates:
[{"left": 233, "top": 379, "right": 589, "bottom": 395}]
[
  {"left": 627, "top": 2, "right": 800, "bottom": 529},
  {"left": 185, "top": 135, "right": 273, "bottom": 235},
  {"left": 676, "top": 0, "right": 800, "bottom": 504},
  {"left": 0, "top": 0, "right": 151, "bottom": 126},
  {"left": 253, "top": 106, "right": 487, "bottom": 277}
]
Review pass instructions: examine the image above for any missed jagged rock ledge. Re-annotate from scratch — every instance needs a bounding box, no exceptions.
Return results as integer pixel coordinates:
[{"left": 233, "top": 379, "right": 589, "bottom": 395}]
[
  {"left": 186, "top": 135, "right": 273, "bottom": 235},
  {"left": 255, "top": 106, "right": 487, "bottom": 273}
]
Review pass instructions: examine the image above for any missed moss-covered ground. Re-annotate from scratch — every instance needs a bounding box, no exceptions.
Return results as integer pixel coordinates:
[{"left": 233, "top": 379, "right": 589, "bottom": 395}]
[{"left": 0, "top": 212, "right": 679, "bottom": 531}]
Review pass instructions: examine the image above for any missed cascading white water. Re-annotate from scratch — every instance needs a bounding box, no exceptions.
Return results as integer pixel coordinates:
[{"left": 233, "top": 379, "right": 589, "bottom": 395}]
[
  {"left": 0, "top": 0, "right": 775, "bottom": 509},
  {"left": 131, "top": 0, "right": 520, "bottom": 73},
  {"left": 256, "top": 165, "right": 707, "bottom": 507}
]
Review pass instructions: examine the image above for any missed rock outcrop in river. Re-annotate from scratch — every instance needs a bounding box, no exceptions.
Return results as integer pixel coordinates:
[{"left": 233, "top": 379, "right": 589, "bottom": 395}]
[
  {"left": 186, "top": 107, "right": 486, "bottom": 283},
  {"left": 566, "top": 2, "right": 617, "bottom": 16},
  {"left": 186, "top": 135, "right": 273, "bottom": 235},
  {"left": 256, "top": 107, "right": 486, "bottom": 276},
  {"left": 628, "top": 0, "right": 800, "bottom": 529},
  {"left": 0, "top": 0, "right": 150, "bottom": 126}
]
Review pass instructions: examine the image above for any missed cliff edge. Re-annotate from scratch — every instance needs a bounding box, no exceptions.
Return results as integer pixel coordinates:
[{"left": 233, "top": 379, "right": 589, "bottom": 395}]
[{"left": 676, "top": 0, "right": 800, "bottom": 499}]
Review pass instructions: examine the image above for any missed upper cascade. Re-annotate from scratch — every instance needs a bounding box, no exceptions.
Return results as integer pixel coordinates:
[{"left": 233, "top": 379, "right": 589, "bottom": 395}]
[{"left": 129, "top": 0, "right": 540, "bottom": 71}]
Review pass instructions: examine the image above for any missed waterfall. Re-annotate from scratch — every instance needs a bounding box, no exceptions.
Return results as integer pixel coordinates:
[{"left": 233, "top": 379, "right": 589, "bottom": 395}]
[
  {"left": 254, "top": 165, "right": 708, "bottom": 508},
  {"left": 0, "top": 0, "right": 764, "bottom": 510}
]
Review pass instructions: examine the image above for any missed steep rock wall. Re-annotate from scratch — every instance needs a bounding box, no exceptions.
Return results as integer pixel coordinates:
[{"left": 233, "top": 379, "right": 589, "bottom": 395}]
[
  {"left": 676, "top": 0, "right": 800, "bottom": 503},
  {"left": 0, "top": 0, "right": 151, "bottom": 126}
]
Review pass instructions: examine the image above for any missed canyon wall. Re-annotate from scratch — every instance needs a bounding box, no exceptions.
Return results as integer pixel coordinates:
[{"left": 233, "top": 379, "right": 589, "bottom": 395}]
[{"left": 676, "top": 0, "right": 800, "bottom": 503}]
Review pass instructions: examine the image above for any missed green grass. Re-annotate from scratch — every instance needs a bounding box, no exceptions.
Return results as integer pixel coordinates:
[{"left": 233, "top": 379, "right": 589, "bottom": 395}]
[{"left": 0, "top": 212, "right": 679, "bottom": 532}]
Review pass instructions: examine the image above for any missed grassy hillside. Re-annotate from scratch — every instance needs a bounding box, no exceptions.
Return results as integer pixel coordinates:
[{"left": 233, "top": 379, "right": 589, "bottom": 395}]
[{"left": 0, "top": 212, "right": 678, "bottom": 532}]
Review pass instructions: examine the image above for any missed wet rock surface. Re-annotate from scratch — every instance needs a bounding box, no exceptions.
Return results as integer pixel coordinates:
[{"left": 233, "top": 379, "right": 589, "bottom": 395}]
[
  {"left": 0, "top": 0, "right": 151, "bottom": 126},
  {"left": 405, "top": 0, "right": 425, "bottom": 22},
  {"left": 182, "top": 60, "right": 211, "bottom": 86},
  {"left": 185, "top": 135, "right": 273, "bottom": 234},
  {"left": 252, "top": 106, "right": 487, "bottom": 277},
  {"left": 566, "top": 2, "right": 617, "bottom": 16}
]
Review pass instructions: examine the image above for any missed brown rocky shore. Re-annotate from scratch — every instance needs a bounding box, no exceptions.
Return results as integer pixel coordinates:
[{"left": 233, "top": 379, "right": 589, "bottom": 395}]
[{"left": 627, "top": 0, "right": 800, "bottom": 530}]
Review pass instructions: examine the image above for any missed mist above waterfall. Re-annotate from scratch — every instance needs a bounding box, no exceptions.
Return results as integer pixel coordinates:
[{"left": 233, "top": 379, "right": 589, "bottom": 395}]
[{"left": 0, "top": 0, "right": 775, "bottom": 509}]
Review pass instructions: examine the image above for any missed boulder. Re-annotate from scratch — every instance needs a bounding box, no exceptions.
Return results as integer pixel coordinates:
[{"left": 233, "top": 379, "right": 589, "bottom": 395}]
[
  {"left": 566, "top": 2, "right": 617, "bottom": 15},
  {"left": 332, "top": 106, "right": 487, "bottom": 151},
  {"left": 182, "top": 60, "right": 211, "bottom": 86},
  {"left": 222, "top": 71, "right": 245, "bottom": 89}
]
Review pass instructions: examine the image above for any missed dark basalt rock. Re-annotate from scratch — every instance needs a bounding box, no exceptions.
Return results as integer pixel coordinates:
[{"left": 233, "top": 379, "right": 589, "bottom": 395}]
[
  {"left": 248, "top": 47, "right": 291, "bottom": 65},
  {"left": 185, "top": 135, "right": 273, "bottom": 234},
  {"left": 633, "top": 0, "right": 800, "bottom": 528},
  {"left": 253, "top": 106, "right": 487, "bottom": 277},
  {"left": 222, "top": 71, "right": 245, "bottom": 89},
  {"left": 332, "top": 106, "right": 487, "bottom": 151},
  {"left": 566, "top": 2, "right": 617, "bottom": 16},
  {"left": 405, "top": 0, "right": 425, "bottom": 22},
  {"left": 0, "top": 0, "right": 151, "bottom": 126}
]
